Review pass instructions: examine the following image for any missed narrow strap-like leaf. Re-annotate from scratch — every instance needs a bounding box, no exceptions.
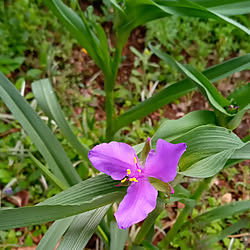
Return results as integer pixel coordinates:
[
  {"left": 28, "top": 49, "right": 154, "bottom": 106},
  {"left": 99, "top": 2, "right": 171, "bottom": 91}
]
[
  {"left": 203, "top": 218, "right": 249, "bottom": 247},
  {"left": 29, "top": 153, "right": 68, "bottom": 190},
  {"left": 58, "top": 206, "right": 110, "bottom": 250},
  {"left": 32, "top": 79, "right": 89, "bottom": 160},
  {"left": 0, "top": 72, "right": 80, "bottom": 186},
  {"left": 43, "top": 0, "right": 108, "bottom": 73},
  {"left": 0, "top": 175, "right": 125, "bottom": 230},
  {"left": 114, "top": 54, "right": 250, "bottom": 133},
  {"left": 113, "top": 0, "right": 250, "bottom": 39},
  {"left": 37, "top": 217, "right": 74, "bottom": 250},
  {"left": 183, "top": 200, "right": 250, "bottom": 228},
  {"left": 110, "top": 221, "right": 129, "bottom": 250},
  {"left": 149, "top": 45, "right": 231, "bottom": 115},
  {"left": 152, "top": 110, "right": 216, "bottom": 143}
]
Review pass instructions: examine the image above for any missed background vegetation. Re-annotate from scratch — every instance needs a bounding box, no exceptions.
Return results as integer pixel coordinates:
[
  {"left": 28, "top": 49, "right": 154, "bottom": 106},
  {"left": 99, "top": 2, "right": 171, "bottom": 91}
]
[{"left": 0, "top": 0, "right": 249, "bottom": 249}]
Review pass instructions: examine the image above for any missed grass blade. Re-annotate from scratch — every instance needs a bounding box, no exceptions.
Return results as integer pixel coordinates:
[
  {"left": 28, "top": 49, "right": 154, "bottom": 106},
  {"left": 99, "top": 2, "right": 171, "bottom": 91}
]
[{"left": 113, "top": 0, "right": 250, "bottom": 41}]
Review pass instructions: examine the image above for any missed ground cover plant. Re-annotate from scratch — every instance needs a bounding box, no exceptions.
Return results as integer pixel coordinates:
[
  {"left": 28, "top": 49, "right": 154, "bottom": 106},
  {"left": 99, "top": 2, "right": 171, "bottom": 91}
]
[{"left": 0, "top": 0, "right": 250, "bottom": 249}]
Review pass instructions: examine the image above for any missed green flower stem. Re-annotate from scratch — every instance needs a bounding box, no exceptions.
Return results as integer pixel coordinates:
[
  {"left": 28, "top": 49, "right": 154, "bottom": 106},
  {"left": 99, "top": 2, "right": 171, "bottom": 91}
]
[
  {"left": 158, "top": 177, "right": 212, "bottom": 249},
  {"left": 97, "top": 225, "right": 110, "bottom": 245},
  {"left": 112, "top": 41, "right": 124, "bottom": 86},
  {"left": 105, "top": 87, "right": 115, "bottom": 141},
  {"left": 191, "top": 177, "right": 213, "bottom": 201},
  {"left": 105, "top": 42, "right": 124, "bottom": 141}
]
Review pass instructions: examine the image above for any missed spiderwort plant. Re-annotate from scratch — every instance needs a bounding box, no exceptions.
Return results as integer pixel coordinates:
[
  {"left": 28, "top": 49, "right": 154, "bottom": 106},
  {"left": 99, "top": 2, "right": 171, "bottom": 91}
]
[
  {"left": 88, "top": 138, "right": 186, "bottom": 229},
  {"left": 0, "top": 0, "right": 250, "bottom": 249}
]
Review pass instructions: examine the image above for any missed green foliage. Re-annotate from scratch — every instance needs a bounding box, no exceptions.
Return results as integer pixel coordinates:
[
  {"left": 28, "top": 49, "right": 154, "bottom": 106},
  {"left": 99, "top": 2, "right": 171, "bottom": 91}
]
[
  {"left": 0, "top": 0, "right": 249, "bottom": 249},
  {"left": 0, "top": 0, "right": 74, "bottom": 80},
  {"left": 146, "top": 15, "right": 250, "bottom": 67}
]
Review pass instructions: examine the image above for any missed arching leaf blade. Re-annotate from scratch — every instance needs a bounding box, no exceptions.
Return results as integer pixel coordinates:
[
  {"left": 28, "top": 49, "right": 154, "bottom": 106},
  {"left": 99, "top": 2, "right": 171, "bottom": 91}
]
[
  {"left": 0, "top": 175, "right": 126, "bottom": 230},
  {"left": 0, "top": 72, "right": 80, "bottom": 186},
  {"left": 36, "top": 217, "right": 74, "bottom": 250},
  {"left": 32, "top": 79, "right": 89, "bottom": 160},
  {"left": 58, "top": 206, "right": 110, "bottom": 250},
  {"left": 114, "top": 54, "right": 250, "bottom": 133}
]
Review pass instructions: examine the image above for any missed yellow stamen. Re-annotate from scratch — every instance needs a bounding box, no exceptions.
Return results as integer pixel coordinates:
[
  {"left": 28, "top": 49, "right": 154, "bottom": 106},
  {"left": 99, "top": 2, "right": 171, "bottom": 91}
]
[
  {"left": 137, "top": 169, "right": 141, "bottom": 173},
  {"left": 81, "top": 48, "right": 88, "bottom": 54},
  {"left": 129, "top": 177, "right": 138, "bottom": 183},
  {"left": 121, "top": 177, "right": 127, "bottom": 183},
  {"left": 127, "top": 169, "right": 131, "bottom": 175},
  {"left": 134, "top": 157, "right": 137, "bottom": 164}
]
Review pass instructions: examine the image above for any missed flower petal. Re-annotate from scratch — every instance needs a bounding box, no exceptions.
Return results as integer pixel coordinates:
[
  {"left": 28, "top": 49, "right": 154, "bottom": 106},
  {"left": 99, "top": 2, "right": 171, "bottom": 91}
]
[
  {"left": 114, "top": 178, "right": 157, "bottom": 229},
  {"left": 88, "top": 142, "right": 136, "bottom": 180},
  {"left": 145, "top": 139, "right": 186, "bottom": 182}
]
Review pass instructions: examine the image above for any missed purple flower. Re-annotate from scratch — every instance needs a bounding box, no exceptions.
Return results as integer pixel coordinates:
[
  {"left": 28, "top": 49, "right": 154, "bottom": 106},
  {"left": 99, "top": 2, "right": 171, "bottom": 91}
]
[
  {"left": 88, "top": 138, "right": 186, "bottom": 229},
  {"left": 3, "top": 187, "right": 13, "bottom": 195}
]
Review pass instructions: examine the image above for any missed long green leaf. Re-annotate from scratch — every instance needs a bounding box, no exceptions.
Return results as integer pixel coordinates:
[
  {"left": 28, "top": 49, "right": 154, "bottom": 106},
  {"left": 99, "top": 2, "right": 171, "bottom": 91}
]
[
  {"left": 179, "top": 149, "right": 235, "bottom": 178},
  {"left": 58, "top": 206, "right": 110, "bottom": 250},
  {"left": 32, "top": 79, "right": 89, "bottom": 160},
  {"left": 0, "top": 72, "right": 80, "bottom": 186},
  {"left": 191, "top": 0, "right": 250, "bottom": 16},
  {"left": 171, "top": 125, "right": 243, "bottom": 171},
  {"left": 183, "top": 200, "right": 250, "bottom": 228},
  {"left": 149, "top": 45, "right": 231, "bottom": 115},
  {"left": 0, "top": 175, "right": 126, "bottom": 230},
  {"left": 44, "top": 0, "right": 110, "bottom": 74},
  {"left": 228, "top": 82, "right": 250, "bottom": 109},
  {"left": 29, "top": 153, "right": 68, "bottom": 190},
  {"left": 114, "top": 54, "right": 250, "bottom": 133},
  {"left": 112, "top": 0, "right": 250, "bottom": 42},
  {"left": 155, "top": 0, "right": 250, "bottom": 34},
  {"left": 37, "top": 217, "right": 74, "bottom": 250},
  {"left": 110, "top": 221, "right": 129, "bottom": 250},
  {"left": 231, "top": 141, "right": 250, "bottom": 159},
  {"left": 152, "top": 110, "right": 216, "bottom": 143},
  {"left": 204, "top": 218, "right": 249, "bottom": 247}
]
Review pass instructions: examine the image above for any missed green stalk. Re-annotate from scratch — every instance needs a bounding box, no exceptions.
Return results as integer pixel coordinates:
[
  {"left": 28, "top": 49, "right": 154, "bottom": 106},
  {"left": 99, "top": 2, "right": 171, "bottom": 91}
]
[
  {"left": 105, "top": 41, "right": 124, "bottom": 141},
  {"left": 105, "top": 86, "right": 115, "bottom": 141},
  {"left": 97, "top": 225, "right": 110, "bottom": 245},
  {"left": 158, "top": 177, "right": 212, "bottom": 249}
]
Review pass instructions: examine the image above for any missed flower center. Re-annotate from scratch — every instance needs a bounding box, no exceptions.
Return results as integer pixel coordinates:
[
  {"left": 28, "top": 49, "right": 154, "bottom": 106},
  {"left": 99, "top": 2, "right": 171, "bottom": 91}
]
[{"left": 120, "top": 157, "right": 142, "bottom": 183}]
